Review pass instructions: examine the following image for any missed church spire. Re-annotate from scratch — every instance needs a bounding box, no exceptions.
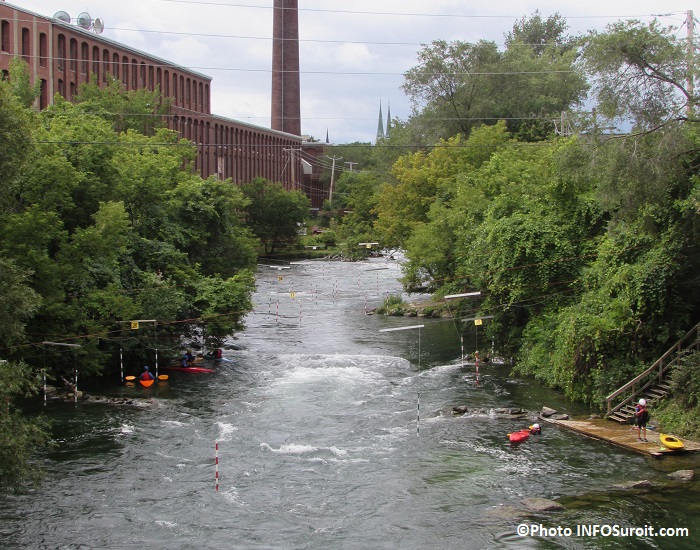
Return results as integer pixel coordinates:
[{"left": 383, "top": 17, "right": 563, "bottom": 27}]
[
  {"left": 385, "top": 100, "right": 391, "bottom": 139},
  {"left": 376, "top": 99, "right": 385, "bottom": 143}
]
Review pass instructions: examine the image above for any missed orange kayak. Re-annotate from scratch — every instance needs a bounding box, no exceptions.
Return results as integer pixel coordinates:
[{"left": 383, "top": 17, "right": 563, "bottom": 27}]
[
  {"left": 139, "top": 378, "right": 155, "bottom": 387},
  {"left": 508, "top": 430, "right": 531, "bottom": 443}
]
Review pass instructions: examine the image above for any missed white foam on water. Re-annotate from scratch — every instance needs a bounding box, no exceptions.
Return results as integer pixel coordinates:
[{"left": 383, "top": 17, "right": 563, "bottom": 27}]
[
  {"left": 118, "top": 424, "right": 135, "bottom": 435},
  {"left": 161, "top": 420, "right": 187, "bottom": 427},
  {"left": 155, "top": 520, "right": 177, "bottom": 528},
  {"left": 260, "top": 442, "right": 349, "bottom": 457},
  {"left": 216, "top": 422, "right": 238, "bottom": 441}
]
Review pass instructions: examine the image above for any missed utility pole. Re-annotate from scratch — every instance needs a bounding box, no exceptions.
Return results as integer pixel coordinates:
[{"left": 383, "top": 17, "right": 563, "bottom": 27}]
[
  {"left": 327, "top": 155, "right": 342, "bottom": 201},
  {"left": 688, "top": 10, "right": 695, "bottom": 118},
  {"left": 284, "top": 147, "right": 300, "bottom": 190},
  {"left": 344, "top": 161, "right": 358, "bottom": 172}
]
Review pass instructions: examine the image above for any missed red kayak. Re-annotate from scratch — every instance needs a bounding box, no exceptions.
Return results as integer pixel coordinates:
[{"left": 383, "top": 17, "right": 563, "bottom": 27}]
[
  {"left": 508, "top": 430, "right": 531, "bottom": 443},
  {"left": 161, "top": 365, "right": 215, "bottom": 373},
  {"left": 139, "top": 378, "right": 155, "bottom": 387}
]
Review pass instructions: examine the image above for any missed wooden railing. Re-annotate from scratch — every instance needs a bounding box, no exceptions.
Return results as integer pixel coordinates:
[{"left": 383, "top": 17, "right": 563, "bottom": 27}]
[{"left": 605, "top": 322, "right": 700, "bottom": 416}]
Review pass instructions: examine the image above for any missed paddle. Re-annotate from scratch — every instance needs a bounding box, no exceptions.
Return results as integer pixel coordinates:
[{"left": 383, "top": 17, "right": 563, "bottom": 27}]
[{"left": 126, "top": 374, "right": 166, "bottom": 381}]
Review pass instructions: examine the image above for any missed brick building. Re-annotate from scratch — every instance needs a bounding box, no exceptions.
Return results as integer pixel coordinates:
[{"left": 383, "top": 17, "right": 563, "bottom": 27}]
[{"left": 0, "top": 1, "right": 327, "bottom": 207}]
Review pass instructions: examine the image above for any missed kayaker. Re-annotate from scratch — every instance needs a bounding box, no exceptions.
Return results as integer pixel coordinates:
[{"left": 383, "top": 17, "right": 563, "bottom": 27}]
[
  {"left": 529, "top": 423, "right": 541, "bottom": 435},
  {"left": 180, "top": 349, "right": 197, "bottom": 367},
  {"left": 635, "top": 399, "right": 649, "bottom": 442},
  {"left": 140, "top": 366, "right": 155, "bottom": 381}
]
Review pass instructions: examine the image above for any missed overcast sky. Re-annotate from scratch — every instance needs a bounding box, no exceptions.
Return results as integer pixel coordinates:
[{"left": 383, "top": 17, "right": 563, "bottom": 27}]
[{"left": 13, "top": 1, "right": 698, "bottom": 143}]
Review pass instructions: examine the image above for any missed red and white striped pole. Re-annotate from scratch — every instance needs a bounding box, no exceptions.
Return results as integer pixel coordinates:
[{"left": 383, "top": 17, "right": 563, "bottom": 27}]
[
  {"left": 215, "top": 441, "right": 219, "bottom": 492},
  {"left": 475, "top": 350, "right": 480, "bottom": 386}
]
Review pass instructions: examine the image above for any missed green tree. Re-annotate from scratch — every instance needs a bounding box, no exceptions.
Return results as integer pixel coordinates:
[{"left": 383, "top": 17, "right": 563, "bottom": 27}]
[
  {"left": 375, "top": 123, "right": 511, "bottom": 250},
  {"left": 402, "top": 39, "right": 501, "bottom": 142},
  {"left": 0, "top": 258, "right": 50, "bottom": 492},
  {"left": 401, "top": 13, "right": 587, "bottom": 143},
  {"left": 329, "top": 171, "right": 381, "bottom": 245},
  {"left": 0, "top": 73, "right": 34, "bottom": 201},
  {"left": 5, "top": 57, "right": 41, "bottom": 108},
  {"left": 580, "top": 19, "right": 693, "bottom": 129},
  {"left": 240, "top": 178, "right": 310, "bottom": 255},
  {"left": 499, "top": 12, "right": 588, "bottom": 140},
  {"left": 73, "top": 75, "right": 171, "bottom": 135}
]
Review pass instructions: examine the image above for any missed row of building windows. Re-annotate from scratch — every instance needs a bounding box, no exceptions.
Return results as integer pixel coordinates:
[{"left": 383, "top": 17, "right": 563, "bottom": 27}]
[
  {"left": 1, "top": 19, "right": 210, "bottom": 115},
  {"left": 53, "top": 33, "right": 209, "bottom": 114},
  {"left": 1, "top": 11, "right": 309, "bottom": 194}
]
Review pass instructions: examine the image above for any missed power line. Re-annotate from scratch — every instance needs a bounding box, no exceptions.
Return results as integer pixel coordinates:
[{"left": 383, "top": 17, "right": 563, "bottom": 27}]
[{"left": 156, "top": 2, "right": 684, "bottom": 21}]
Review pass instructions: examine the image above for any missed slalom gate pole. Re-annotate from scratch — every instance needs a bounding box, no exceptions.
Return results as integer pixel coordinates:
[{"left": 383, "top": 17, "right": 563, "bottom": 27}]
[
  {"left": 215, "top": 441, "right": 219, "bottom": 492},
  {"left": 417, "top": 392, "right": 420, "bottom": 436}
]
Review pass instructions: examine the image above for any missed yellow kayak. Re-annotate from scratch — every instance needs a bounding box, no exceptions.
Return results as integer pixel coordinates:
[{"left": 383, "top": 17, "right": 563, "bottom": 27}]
[{"left": 659, "top": 433, "right": 684, "bottom": 450}]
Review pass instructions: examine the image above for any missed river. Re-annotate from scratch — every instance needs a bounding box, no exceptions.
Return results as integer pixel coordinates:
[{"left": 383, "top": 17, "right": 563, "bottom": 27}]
[{"left": 1, "top": 258, "right": 699, "bottom": 549}]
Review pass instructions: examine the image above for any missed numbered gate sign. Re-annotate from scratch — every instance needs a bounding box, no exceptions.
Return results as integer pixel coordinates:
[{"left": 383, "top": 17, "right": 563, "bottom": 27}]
[
  {"left": 474, "top": 319, "right": 483, "bottom": 326},
  {"left": 131, "top": 321, "right": 139, "bottom": 330}
]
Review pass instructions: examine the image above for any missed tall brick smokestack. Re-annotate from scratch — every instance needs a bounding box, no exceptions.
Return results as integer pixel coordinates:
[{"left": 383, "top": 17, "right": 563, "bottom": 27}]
[{"left": 271, "top": 0, "right": 301, "bottom": 136}]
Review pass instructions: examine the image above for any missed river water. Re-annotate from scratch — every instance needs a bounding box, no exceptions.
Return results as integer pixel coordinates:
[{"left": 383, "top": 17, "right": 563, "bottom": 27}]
[{"left": 1, "top": 258, "right": 699, "bottom": 549}]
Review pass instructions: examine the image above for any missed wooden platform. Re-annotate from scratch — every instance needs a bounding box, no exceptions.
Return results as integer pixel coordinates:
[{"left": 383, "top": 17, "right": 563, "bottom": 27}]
[{"left": 540, "top": 416, "right": 700, "bottom": 458}]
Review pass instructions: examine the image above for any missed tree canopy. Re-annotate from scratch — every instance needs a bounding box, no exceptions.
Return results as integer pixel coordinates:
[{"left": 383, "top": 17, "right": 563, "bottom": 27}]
[{"left": 371, "top": 15, "right": 700, "bottom": 409}]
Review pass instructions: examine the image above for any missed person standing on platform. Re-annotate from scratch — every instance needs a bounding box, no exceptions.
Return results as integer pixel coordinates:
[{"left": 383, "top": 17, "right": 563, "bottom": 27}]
[{"left": 635, "top": 398, "right": 649, "bottom": 442}]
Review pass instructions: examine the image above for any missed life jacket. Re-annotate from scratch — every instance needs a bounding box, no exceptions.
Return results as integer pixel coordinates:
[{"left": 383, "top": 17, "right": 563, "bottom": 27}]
[
  {"left": 215, "top": 348, "right": 223, "bottom": 359},
  {"left": 636, "top": 405, "right": 649, "bottom": 423},
  {"left": 140, "top": 372, "right": 153, "bottom": 380}
]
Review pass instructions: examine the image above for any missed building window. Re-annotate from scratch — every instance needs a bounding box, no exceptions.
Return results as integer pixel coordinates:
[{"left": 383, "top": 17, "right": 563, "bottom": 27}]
[
  {"left": 58, "top": 78, "right": 65, "bottom": 97},
  {"left": 81, "top": 42, "right": 89, "bottom": 75},
  {"left": 102, "top": 49, "right": 109, "bottom": 81},
  {"left": 22, "top": 28, "right": 30, "bottom": 63},
  {"left": 40, "top": 79, "right": 48, "bottom": 110},
  {"left": 131, "top": 60, "right": 138, "bottom": 90},
  {"left": 1, "top": 20, "right": 10, "bottom": 52},
  {"left": 70, "top": 39, "right": 78, "bottom": 71},
  {"left": 57, "top": 34, "right": 66, "bottom": 69},
  {"left": 92, "top": 46, "right": 100, "bottom": 80},
  {"left": 122, "top": 56, "right": 129, "bottom": 87},
  {"left": 40, "top": 33, "right": 48, "bottom": 67},
  {"left": 112, "top": 52, "right": 119, "bottom": 79}
]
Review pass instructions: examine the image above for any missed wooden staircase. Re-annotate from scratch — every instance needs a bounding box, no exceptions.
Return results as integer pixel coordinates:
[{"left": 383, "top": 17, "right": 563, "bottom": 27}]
[{"left": 605, "top": 323, "right": 700, "bottom": 423}]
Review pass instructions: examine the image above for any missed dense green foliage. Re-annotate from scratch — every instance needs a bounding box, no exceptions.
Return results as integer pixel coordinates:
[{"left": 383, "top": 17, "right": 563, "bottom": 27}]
[
  {"left": 328, "top": 15, "right": 700, "bottom": 413},
  {"left": 240, "top": 177, "right": 310, "bottom": 255},
  {"left": 0, "top": 70, "right": 260, "bottom": 386},
  {"left": 1, "top": 65, "right": 317, "bottom": 490},
  {"left": 653, "top": 352, "right": 700, "bottom": 439},
  {"left": 402, "top": 12, "right": 588, "bottom": 142}
]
